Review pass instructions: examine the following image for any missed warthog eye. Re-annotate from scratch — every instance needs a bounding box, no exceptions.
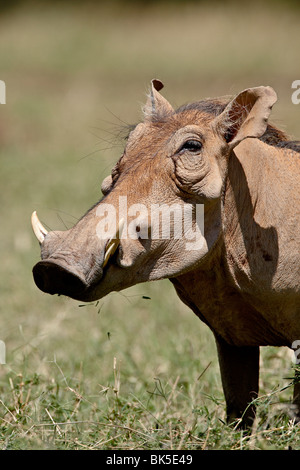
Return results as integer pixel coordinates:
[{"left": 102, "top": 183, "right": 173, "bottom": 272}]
[{"left": 179, "top": 140, "right": 202, "bottom": 153}]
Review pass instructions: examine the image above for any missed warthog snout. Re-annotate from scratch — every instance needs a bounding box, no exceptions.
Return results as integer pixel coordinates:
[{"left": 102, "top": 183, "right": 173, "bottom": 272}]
[
  {"left": 31, "top": 211, "right": 126, "bottom": 301},
  {"left": 33, "top": 259, "right": 88, "bottom": 299}
]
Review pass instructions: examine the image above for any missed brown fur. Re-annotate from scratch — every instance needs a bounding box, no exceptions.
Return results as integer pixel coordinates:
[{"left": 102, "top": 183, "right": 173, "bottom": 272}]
[{"left": 32, "top": 82, "right": 300, "bottom": 427}]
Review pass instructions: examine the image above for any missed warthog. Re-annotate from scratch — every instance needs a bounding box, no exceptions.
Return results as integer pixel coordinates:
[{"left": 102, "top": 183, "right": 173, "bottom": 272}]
[{"left": 32, "top": 80, "right": 300, "bottom": 427}]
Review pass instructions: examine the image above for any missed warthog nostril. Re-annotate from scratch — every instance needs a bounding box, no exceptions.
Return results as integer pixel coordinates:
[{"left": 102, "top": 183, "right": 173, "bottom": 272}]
[{"left": 32, "top": 260, "right": 87, "bottom": 299}]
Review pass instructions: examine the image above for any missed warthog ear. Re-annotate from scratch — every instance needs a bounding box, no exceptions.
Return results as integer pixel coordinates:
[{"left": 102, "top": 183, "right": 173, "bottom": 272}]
[
  {"left": 143, "top": 79, "right": 174, "bottom": 120},
  {"left": 214, "top": 86, "right": 277, "bottom": 149}
]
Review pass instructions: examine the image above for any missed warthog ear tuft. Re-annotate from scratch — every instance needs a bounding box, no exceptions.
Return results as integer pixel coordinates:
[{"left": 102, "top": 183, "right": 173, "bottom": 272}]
[
  {"left": 143, "top": 79, "right": 174, "bottom": 121},
  {"left": 214, "top": 86, "right": 277, "bottom": 150}
]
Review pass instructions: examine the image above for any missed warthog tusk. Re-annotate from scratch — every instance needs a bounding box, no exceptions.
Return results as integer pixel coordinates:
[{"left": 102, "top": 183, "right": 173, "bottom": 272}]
[
  {"left": 31, "top": 211, "right": 48, "bottom": 244},
  {"left": 103, "top": 218, "right": 124, "bottom": 268}
]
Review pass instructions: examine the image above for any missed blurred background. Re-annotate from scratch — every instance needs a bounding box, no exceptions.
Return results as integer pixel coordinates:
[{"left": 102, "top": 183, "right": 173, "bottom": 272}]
[{"left": 0, "top": 0, "right": 299, "bottom": 449}]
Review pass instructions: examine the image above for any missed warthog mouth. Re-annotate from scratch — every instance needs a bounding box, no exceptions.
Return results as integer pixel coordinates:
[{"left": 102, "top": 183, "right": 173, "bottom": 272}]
[{"left": 31, "top": 212, "right": 126, "bottom": 302}]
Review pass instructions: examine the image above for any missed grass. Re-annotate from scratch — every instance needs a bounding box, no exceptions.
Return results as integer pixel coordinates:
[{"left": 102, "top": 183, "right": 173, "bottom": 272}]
[
  {"left": 0, "top": 1, "right": 300, "bottom": 449},
  {"left": 1, "top": 335, "right": 300, "bottom": 450}
]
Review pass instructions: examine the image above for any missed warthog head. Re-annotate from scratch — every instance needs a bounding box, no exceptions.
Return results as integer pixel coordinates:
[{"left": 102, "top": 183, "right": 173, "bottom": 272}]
[{"left": 31, "top": 80, "right": 276, "bottom": 302}]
